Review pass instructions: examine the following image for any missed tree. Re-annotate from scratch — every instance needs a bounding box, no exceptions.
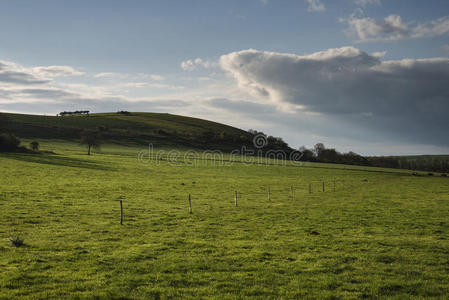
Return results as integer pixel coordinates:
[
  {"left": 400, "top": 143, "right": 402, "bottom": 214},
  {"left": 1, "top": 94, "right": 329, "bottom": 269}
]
[
  {"left": 299, "top": 146, "right": 315, "bottom": 161},
  {"left": 0, "top": 133, "right": 20, "bottom": 152},
  {"left": 29, "top": 141, "right": 39, "bottom": 151},
  {"left": 313, "top": 143, "right": 325, "bottom": 157},
  {"left": 80, "top": 130, "right": 101, "bottom": 155}
]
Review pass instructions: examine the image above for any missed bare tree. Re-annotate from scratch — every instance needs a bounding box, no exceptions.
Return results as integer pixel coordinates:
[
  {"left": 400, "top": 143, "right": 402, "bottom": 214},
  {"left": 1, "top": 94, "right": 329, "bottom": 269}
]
[{"left": 80, "top": 130, "right": 101, "bottom": 155}]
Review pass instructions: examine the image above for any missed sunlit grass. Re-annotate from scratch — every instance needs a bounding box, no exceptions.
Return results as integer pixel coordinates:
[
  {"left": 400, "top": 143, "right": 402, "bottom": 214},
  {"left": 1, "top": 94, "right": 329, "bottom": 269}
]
[{"left": 1, "top": 142, "right": 448, "bottom": 298}]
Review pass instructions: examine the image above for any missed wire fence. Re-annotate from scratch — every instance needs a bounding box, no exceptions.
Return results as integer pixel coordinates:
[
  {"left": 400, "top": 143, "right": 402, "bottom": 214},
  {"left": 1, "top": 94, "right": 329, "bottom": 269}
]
[{"left": 115, "top": 178, "right": 380, "bottom": 224}]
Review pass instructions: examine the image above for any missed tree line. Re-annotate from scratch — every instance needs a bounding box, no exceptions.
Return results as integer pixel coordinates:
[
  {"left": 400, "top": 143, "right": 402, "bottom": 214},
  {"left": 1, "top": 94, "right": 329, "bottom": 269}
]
[
  {"left": 297, "top": 143, "right": 449, "bottom": 174},
  {"left": 58, "top": 110, "right": 90, "bottom": 116}
]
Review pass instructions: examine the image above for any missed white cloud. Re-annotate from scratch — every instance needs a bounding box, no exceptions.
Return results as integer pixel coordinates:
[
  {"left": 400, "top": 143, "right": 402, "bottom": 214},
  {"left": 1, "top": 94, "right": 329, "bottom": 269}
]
[
  {"left": 219, "top": 47, "right": 449, "bottom": 147},
  {"left": 149, "top": 74, "right": 165, "bottom": 81},
  {"left": 371, "top": 51, "right": 387, "bottom": 58},
  {"left": 93, "top": 72, "right": 165, "bottom": 81},
  {"left": 342, "top": 12, "right": 449, "bottom": 42},
  {"left": 93, "top": 72, "right": 126, "bottom": 78},
  {"left": 122, "top": 82, "right": 184, "bottom": 90},
  {"left": 305, "top": 0, "right": 326, "bottom": 12},
  {"left": 32, "top": 66, "right": 84, "bottom": 77},
  {"left": 354, "top": 0, "right": 381, "bottom": 7},
  {"left": 181, "top": 58, "right": 218, "bottom": 71}
]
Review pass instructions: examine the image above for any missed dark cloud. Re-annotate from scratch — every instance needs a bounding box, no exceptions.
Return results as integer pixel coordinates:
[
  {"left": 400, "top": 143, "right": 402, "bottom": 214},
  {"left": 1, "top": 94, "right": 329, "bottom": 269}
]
[
  {"left": 0, "top": 71, "right": 49, "bottom": 85},
  {"left": 17, "top": 88, "right": 78, "bottom": 99},
  {"left": 220, "top": 47, "right": 449, "bottom": 147}
]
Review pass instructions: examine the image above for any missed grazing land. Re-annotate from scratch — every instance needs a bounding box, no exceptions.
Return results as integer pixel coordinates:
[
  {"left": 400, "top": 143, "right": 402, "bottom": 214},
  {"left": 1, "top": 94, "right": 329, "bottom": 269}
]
[
  {"left": 1, "top": 140, "right": 449, "bottom": 299},
  {"left": 0, "top": 112, "right": 254, "bottom": 151}
]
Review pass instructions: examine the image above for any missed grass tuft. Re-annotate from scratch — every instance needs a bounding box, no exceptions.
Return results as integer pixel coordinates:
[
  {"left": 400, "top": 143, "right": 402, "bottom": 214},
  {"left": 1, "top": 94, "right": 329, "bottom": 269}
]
[{"left": 9, "top": 237, "right": 24, "bottom": 247}]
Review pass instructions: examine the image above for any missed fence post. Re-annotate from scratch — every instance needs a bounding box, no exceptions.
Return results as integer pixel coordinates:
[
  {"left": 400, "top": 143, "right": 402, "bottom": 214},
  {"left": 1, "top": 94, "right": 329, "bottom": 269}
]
[
  {"left": 189, "top": 194, "right": 192, "bottom": 214},
  {"left": 322, "top": 182, "right": 325, "bottom": 192},
  {"left": 120, "top": 200, "right": 123, "bottom": 225},
  {"left": 291, "top": 186, "right": 294, "bottom": 198},
  {"left": 268, "top": 187, "right": 271, "bottom": 201},
  {"left": 309, "top": 183, "right": 312, "bottom": 194},
  {"left": 235, "top": 191, "right": 238, "bottom": 207}
]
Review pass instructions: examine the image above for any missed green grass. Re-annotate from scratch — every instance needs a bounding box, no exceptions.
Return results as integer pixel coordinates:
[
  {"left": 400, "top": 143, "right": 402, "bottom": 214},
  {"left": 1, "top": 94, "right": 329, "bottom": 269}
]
[
  {"left": 1, "top": 142, "right": 449, "bottom": 299},
  {"left": 0, "top": 112, "right": 251, "bottom": 150}
]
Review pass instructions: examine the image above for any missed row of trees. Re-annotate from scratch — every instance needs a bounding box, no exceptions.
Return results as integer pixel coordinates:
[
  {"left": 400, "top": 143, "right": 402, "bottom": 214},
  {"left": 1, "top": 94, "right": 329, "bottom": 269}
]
[
  {"left": 298, "top": 143, "right": 369, "bottom": 166},
  {"left": 368, "top": 156, "right": 449, "bottom": 173},
  {"left": 58, "top": 110, "right": 90, "bottom": 116},
  {"left": 297, "top": 143, "right": 449, "bottom": 173}
]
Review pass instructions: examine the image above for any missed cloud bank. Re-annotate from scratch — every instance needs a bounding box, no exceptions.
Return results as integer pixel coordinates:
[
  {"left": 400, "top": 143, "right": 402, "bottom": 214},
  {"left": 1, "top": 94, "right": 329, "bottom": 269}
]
[{"left": 219, "top": 47, "right": 449, "bottom": 146}]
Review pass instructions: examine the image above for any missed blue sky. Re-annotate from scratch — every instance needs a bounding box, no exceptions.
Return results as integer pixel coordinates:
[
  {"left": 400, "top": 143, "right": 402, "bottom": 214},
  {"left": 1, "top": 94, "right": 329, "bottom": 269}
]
[{"left": 1, "top": 0, "right": 449, "bottom": 155}]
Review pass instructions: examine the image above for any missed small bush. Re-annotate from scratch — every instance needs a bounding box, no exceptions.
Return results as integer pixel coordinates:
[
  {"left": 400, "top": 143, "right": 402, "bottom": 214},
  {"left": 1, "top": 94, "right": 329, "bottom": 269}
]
[
  {"left": 29, "top": 141, "right": 40, "bottom": 151},
  {"left": 442, "top": 174, "right": 447, "bottom": 177},
  {"left": 10, "top": 237, "right": 24, "bottom": 247},
  {"left": 0, "top": 133, "right": 20, "bottom": 152}
]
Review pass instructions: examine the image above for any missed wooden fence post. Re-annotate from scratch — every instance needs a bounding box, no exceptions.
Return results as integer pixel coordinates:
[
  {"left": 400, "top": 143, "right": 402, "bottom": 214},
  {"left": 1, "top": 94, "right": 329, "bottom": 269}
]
[
  {"left": 309, "top": 183, "right": 312, "bottom": 194},
  {"left": 189, "top": 194, "right": 192, "bottom": 214},
  {"left": 322, "top": 182, "right": 325, "bottom": 192},
  {"left": 268, "top": 187, "right": 271, "bottom": 201},
  {"left": 120, "top": 200, "right": 123, "bottom": 225},
  {"left": 235, "top": 191, "right": 238, "bottom": 207}
]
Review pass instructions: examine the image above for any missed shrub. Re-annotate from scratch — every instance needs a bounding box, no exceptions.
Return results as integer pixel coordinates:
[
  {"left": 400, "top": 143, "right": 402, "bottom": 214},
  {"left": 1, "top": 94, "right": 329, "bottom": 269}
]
[
  {"left": 30, "top": 141, "right": 40, "bottom": 151},
  {"left": 10, "top": 236, "right": 24, "bottom": 247},
  {"left": 0, "top": 133, "right": 20, "bottom": 152}
]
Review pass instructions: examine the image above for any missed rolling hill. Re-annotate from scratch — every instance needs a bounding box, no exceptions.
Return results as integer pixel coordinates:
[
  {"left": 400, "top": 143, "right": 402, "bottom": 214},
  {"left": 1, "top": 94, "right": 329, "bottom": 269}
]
[{"left": 0, "top": 111, "right": 281, "bottom": 151}]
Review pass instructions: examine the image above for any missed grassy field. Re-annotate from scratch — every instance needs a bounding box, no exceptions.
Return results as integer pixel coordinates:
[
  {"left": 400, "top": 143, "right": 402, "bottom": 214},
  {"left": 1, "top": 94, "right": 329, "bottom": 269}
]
[{"left": 1, "top": 142, "right": 449, "bottom": 299}]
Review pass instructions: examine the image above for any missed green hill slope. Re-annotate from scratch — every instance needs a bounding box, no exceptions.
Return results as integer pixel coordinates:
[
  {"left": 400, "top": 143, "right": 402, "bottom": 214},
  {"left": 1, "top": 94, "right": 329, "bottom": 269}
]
[{"left": 0, "top": 112, "right": 263, "bottom": 150}]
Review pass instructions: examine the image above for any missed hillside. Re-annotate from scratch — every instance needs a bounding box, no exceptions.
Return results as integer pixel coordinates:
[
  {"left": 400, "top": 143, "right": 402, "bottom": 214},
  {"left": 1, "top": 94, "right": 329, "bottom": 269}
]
[{"left": 0, "top": 111, "right": 283, "bottom": 151}]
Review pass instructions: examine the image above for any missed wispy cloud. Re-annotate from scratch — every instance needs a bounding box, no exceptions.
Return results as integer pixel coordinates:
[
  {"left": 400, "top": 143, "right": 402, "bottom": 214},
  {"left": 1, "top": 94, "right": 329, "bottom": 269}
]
[
  {"left": 180, "top": 58, "right": 218, "bottom": 71},
  {"left": 342, "top": 11, "right": 449, "bottom": 42},
  {"left": 305, "top": 0, "right": 326, "bottom": 12},
  {"left": 353, "top": 0, "right": 381, "bottom": 7},
  {"left": 32, "top": 66, "right": 84, "bottom": 77},
  {"left": 93, "top": 72, "right": 165, "bottom": 81},
  {"left": 0, "top": 60, "right": 49, "bottom": 85}
]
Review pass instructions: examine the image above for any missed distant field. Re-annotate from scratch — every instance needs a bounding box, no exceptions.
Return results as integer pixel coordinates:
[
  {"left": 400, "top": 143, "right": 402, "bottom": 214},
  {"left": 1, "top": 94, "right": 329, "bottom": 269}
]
[{"left": 1, "top": 141, "right": 449, "bottom": 299}]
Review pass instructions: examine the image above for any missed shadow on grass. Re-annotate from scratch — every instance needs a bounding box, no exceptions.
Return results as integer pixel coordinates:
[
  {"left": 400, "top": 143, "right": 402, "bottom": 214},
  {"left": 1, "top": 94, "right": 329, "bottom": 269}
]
[{"left": 1, "top": 152, "right": 113, "bottom": 171}]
